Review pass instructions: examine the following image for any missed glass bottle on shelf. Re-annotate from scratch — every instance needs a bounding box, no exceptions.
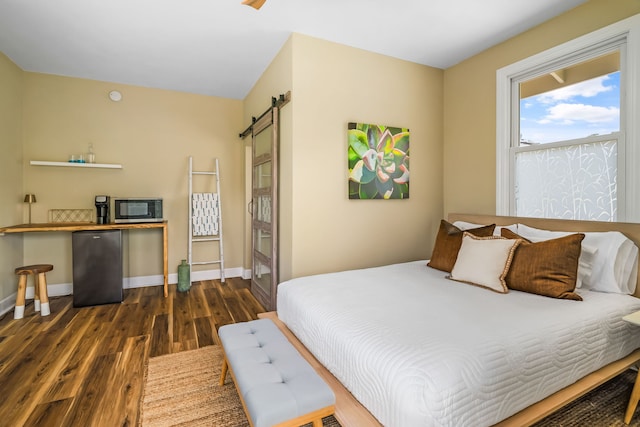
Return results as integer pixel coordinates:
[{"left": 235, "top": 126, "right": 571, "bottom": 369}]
[{"left": 87, "top": 143, "right": 96, "bottom": 164}]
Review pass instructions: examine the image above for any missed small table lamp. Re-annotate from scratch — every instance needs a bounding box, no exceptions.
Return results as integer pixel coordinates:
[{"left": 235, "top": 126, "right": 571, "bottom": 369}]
[{"left": 24, "top": 194, "right": 36, "bottom": 224}]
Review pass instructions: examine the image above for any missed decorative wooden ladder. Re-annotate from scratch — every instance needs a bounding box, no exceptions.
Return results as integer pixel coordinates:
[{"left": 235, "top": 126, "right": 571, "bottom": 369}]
[{"left": 188, "top": 157, "right": 225, "bottom": 282}]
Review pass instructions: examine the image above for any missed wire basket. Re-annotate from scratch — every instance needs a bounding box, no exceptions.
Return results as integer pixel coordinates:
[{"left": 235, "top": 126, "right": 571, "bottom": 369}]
[{"left": 49, "top": 209, "right": 94, "bottom": 223}]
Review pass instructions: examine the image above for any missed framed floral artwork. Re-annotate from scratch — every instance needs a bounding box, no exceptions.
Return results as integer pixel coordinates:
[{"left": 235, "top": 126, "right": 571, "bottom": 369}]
[{"left": 348, "top": 122, "right": 410, "bottom": 199}]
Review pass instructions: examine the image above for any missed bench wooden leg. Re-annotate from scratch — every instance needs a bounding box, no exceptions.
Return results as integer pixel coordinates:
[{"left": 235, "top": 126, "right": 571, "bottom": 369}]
[
  {"left": 219, "top": 358, "right": 228, "bottom": 386},
  {"left": 312, "top": 419, "right": 322, "bottom": 427},
  {"left": 14, "top": 275, "right": 27, "bottom": 319}
]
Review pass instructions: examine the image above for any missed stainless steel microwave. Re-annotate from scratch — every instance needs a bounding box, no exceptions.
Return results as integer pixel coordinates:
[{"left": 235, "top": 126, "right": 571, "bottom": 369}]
[{"left": 113, "top": 198, "right": 163, "bottom": 223}]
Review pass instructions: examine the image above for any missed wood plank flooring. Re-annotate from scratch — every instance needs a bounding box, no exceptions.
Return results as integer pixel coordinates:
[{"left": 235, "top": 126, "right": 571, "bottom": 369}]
[{"left": 0, "top": 278, "right": 265, "bottom": 426}]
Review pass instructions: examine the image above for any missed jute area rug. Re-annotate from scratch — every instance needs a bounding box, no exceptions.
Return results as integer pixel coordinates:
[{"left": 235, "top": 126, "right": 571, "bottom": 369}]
[
  {"left": 140, "top": 345, "right": 640, "bottom": 427},
  {"left": 140, "top": 345, "right": 339, "bottom": 427}
]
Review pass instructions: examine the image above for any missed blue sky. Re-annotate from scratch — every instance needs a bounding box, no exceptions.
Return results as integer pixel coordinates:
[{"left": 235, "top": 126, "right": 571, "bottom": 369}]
[{"left": 520, "top": 72, "right": 620, "bottom": 144}]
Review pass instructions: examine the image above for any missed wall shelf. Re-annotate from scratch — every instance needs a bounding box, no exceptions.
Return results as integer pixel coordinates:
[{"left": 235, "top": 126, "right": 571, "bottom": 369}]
[{"left": 30, "top": 160, "right": 122, "bottom": 169}]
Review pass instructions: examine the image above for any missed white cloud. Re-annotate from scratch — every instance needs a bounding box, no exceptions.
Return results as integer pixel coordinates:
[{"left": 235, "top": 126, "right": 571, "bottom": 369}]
[
  {"left": 538, "top": 103, "right": 619, "bottom": 125},
  {"left": 536, "top": 75, "right": 613, "bottom": 103}
]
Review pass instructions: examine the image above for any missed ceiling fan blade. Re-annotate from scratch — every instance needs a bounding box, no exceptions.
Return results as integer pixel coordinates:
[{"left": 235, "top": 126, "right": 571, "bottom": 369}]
[{"left": 241, "top": 0, "right": 267, "bottom": 10}]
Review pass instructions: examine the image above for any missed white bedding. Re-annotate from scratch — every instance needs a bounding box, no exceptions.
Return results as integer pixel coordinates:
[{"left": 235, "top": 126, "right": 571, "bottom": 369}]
[{"left": 277, "top": 261, "right": 640, "bottom": 427}]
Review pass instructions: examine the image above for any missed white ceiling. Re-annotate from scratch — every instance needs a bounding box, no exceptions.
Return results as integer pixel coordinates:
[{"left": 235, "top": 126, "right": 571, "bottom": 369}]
[{"left": 0, "top": 0, "right": 588, "bottom": 100}]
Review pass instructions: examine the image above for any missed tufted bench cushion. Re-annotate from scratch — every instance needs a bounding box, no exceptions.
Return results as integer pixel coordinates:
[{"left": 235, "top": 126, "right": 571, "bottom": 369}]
[{"left": 219, "top": 318, "right": 335, "bottom": 427}]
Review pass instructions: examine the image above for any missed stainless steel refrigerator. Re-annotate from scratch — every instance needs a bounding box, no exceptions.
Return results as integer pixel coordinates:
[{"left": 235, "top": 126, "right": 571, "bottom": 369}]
[{"left": 72, "top": 230, "right": 123, "bottom": 307}]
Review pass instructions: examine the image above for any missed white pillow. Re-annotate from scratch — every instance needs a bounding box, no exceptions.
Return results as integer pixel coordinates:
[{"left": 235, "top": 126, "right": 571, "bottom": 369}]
[
  {"left": 576, "top": 244, "right": 598, "bottom": 288},
  {"left": 517, "top": 224, "right": 638, "bottom": 294},
  {"left": 452, "top": 220, "right": 517, "bottom": 237},
  {"left": 449, "top": 233, "right": 521, "bottom": 293},
  {"left": 612, "top": 239, "right": 638, "bottom": 294}
]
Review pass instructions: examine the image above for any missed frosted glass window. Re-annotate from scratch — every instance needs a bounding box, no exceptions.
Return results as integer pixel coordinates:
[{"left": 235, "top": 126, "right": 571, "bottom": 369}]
[
  {"left": 496, "top": 18, "right": 640, "bottom": 223},
  {"left": 512, "top": 48, "right": 622, "bottom": 222},
  {"left": 515, "top": 139, "right": 617, "bottom": 221}
]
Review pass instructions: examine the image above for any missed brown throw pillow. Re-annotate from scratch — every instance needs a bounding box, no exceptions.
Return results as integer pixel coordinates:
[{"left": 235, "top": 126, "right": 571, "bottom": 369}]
[
  {"left": 428, "top": 220, "right": 496, "bottom": 272},
  {"left": 501, "top": 228, "right": 584, "bottom": 301}
]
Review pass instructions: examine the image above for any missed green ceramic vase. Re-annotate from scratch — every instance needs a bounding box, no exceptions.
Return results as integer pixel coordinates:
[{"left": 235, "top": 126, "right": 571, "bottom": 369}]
[{"left": 177, "top": 259, "right": 191, "bottom": 292}]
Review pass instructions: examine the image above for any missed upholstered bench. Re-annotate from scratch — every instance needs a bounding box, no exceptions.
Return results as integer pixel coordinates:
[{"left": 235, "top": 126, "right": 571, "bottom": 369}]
[{"left": 219, "top": 318, "right": 335, "bottom": 427}]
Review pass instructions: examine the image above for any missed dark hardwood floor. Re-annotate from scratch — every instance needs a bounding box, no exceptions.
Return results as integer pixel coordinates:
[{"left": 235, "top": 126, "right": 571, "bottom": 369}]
[{"left": 0, "top": 278, "right": 265, "bottom": 426}]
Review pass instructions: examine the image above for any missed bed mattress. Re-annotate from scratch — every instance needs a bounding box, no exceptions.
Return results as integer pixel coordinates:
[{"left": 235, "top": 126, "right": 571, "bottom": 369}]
[{"left": 277, "top": 261, "right": 640, "bottom": 427}]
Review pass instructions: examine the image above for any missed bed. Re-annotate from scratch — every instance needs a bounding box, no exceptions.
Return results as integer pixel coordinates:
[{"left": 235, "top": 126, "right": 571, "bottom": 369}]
[{"left": 263, "top": 214, "right": 640, "bottom": 427}]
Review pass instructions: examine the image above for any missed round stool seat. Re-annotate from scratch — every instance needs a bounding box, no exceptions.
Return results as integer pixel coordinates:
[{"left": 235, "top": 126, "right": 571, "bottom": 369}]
[{"left": 15, "top": 264, "right": 54, "bottom": 275}]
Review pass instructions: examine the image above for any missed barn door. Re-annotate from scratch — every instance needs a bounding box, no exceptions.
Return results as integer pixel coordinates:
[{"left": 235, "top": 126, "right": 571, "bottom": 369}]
[{"left": 250, "top": 106, "right": 279, "bottom": 310}]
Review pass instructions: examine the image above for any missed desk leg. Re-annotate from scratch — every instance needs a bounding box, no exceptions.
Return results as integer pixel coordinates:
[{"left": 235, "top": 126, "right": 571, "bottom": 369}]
[
  {"left": 163, "top": 223, "right": 168, "bottom": 297},
  {"left": 625, "top": 368, "right": 640, "bottom": 424}
]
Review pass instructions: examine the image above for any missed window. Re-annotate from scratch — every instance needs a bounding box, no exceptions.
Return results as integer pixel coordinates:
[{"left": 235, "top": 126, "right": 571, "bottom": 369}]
[
  {"left": 496, "top": 14, "right": 640, "bottom": 222},
  {"left": 516, "top": 51, "right": 621, "bottom": 221}
]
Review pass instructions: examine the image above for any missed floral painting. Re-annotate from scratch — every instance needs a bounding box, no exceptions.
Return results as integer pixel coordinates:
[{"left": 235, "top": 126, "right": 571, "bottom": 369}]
[{"left": 348, "top": 122, "right": 410, "bottom": 199}]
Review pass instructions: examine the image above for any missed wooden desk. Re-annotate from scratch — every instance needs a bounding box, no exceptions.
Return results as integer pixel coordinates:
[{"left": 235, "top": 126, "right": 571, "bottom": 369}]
[{"left": 0, "top": 221, "right": 169, "bottom": 297}]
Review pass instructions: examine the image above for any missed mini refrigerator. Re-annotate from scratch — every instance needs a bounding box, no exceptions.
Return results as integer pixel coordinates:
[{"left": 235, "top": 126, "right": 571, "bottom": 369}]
[{"left": 72, "top": 230, "right": 123, "bottom": 307}]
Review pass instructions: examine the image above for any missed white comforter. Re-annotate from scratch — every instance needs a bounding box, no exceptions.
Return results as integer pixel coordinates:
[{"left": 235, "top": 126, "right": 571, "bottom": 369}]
[{"left": 277, "top": 261, "right": 640, "bottom": 427}]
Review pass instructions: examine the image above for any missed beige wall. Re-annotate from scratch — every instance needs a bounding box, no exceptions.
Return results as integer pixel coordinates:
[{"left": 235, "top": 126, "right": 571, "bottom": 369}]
[
  {"left": 443, "top": 0, "right": 640, "bottom": 217},
  {"left": 284, "top": 34, "right": 443, "bottom": 280},
  {"left": 0, "top": 53, "right": 25, "bottom": 302},
  {"left": 243, "top": 36, "right": 294, "bottom": 278},
  {"left": 243, "top": 34, "right": 444, "bottom": 284},
  {"left": 21, "top": 74, "right": 244, "bottom": 286}
]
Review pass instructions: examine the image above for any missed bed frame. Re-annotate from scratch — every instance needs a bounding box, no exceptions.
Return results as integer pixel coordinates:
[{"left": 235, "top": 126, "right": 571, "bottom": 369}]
[{"left": 260, "top": 214, "right": 640, "bottom": 426}]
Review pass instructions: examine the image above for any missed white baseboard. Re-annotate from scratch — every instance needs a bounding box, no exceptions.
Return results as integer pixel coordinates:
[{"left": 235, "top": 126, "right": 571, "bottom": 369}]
[
  {"left": 190, "top": 266, "right": 245, "bottom": 283},
  {"left": 0, "top": 295, "right": 17, "bottom": 318},
  {"left": 0, "top": 266, "right": 245, "bottom": 317}
]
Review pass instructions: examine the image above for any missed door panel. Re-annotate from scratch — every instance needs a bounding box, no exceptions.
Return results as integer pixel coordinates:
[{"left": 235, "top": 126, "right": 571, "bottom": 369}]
[
  {"left": 253, "top": 256, "right": 272, "bottom": 296},
  {"left": 250, "top": 107, "right": 279, "bottom": 310},
  {"left": 254, "top": 162, "right": 272, "bottom": 189},
  {"left": 254, "top": 227, "right": 272, "bottom": 258}
]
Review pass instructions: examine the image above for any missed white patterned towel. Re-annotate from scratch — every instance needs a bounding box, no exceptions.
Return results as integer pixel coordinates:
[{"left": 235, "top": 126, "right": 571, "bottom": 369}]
[{"left": 192, "top": 193, "right": 219, "bottom": 236}]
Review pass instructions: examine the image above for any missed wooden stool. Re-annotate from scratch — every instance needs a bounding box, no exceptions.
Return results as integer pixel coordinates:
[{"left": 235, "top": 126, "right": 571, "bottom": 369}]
[{"left": 14, "top": 264, "right": 53, "bottom": 319}]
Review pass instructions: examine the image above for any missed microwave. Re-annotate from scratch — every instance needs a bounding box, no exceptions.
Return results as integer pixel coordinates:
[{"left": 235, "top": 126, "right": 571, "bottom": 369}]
[{"left": 113, "top": 198, "right": 163, "bottom": 223}]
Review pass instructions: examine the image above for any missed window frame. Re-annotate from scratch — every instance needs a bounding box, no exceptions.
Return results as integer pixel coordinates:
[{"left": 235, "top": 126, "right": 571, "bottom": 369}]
[{"left": 496, "top": 14, "right": 640, "bottom": 222}]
